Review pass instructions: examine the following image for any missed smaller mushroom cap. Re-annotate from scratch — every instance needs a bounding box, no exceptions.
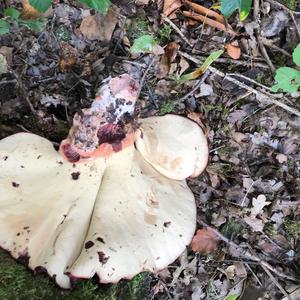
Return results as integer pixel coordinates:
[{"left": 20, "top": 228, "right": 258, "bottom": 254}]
[{"left": 135, "top": 115, "right": 209, "bottom": 180}]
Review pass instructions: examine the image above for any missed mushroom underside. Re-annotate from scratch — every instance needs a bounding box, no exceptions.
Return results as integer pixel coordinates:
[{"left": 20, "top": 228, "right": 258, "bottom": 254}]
[{"left": 0, "top": 114, "right": 204, "bottom": 288}]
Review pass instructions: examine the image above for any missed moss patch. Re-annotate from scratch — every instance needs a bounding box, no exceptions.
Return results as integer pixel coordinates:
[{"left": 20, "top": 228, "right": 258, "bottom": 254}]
[{"left": 0, "top": 250, "right": 150, "bottom": 300}]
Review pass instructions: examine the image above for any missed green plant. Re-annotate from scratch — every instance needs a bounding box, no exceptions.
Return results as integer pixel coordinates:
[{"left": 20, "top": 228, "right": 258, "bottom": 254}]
[
  {"left": 29, "top": 0, "right": 111, "bottom": 14},
  {"left": 221, "top": 0, "right": 253, "bottom": 21},
  {"left": 272, "top": 43, "right": 300, "bottom": 93},
  {"left": 157, "top": 24, "right": 173, "bottom": 44},
  {"left": 130, "top": 34, "right": 157, "bottom": 54},
  {"left": 284, "top": 219, "right": 300, "bottom": 241},
  {"left": 0, "top": 7, "right": 46, "bottom": 35}
]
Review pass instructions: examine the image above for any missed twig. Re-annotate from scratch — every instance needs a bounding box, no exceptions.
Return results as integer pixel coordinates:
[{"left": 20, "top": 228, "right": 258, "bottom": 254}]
[
  {"left": 257, "top": 37, "right": 276, "bottom": 73},
  {"left": 188, "top": 54, "right": 270, "bottom": 69},
  {"left": 182, "top": 11, "right": 236, "bottom": 36},
  {"left": 261, "top": 263, "right": 291, "bottom": 299},
  {"left": 175, "top": 71, "right": 210, "bottom": 103},
  {"left": 178, "top": 51, "right": 300, "bottom": 117},
  {"left": 261, "top": 37, "right": 292, "bottom": 58},
  {"left": 161, "top": 14, "right": 193, "bottom": 47},
  {"left": 138, "top": 56, "right": 156, "bottom": 95},
  {"left": 245, "top": 263, "right": 263, "bottom": 286},
  {"left": 0, "top": 79, "right": 17, "bottom": 85},
  {"left": 254, "top": 0, "right": 276, "bottom": 73},
  {"left": 197, "top": 218, "right": 300, "bottom": 283}
]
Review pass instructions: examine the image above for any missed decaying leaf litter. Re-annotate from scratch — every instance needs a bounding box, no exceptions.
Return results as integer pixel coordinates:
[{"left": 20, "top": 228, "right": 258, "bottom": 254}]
[{"left": 0, "top": 0, "right": 300, "bottom": 299}]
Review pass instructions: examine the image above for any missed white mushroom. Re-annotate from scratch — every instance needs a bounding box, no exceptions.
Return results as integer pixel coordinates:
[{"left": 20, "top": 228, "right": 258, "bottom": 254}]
[{"left": 0, "top": 74, "right": 209, "bottom": 289}]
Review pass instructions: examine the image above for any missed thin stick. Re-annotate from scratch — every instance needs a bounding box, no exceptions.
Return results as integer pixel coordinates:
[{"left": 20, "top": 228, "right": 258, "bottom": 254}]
[
  {"left": 189, "top": 54, "right": 270, "bottom": 69},
  {"left": 178, "top": 51, "right": 300, "bottom": 117},
  {"left": 161, "top": 14, "right": 193, "bottom": 47},
  {"left": 182, "top": 11, "right": 236, "bottom": 36},
  {"left": 184, "top": 0, "right": 225, "bottom": 23},
  {"left": 138, "top": 56, "right": 156, "bottom": 95},
  {"left": 261, "top": 263, "right": 291, "bottom": 299},
  {"left": 257, "top": 37, "right": 276, "bottom": 73},
  {"left": 261, "top": 37, "right": 292, "bottom": 58},
  {"left": 175, "top": 71, "right": 210, "bottom": 103}
]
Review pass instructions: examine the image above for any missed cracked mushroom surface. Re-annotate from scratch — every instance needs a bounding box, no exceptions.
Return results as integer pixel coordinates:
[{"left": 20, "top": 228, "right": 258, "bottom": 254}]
[{"left": 0, "top": 74, "right": 209, "bottom": 289}]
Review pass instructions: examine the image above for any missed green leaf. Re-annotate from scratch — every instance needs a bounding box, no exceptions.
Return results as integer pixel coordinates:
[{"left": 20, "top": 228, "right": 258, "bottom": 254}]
[
  {"left": 131, "top": 35, "right": 157, "bottom": 54},
  {"left": 79, "top": 0, "right": 111, "bottom": 14},
  {"left": 19, "top": 18, "right": 46, "bottom": 32},
  {"left": 4, "top": 8, "right": 20, "bottom": 20},
  {"left": 225, "top": 294, "right": 239, "bottom": 300},
  {"left": 292, "top": 43, "right": 300, "bottom": 67},
  {"left": 180, "top": 49, "right": 224, "bottom": 82},
  {"left": 0, "top": 19, "right": 10, "bottom": 35},
  {"left": 271, "top": 67, "right": 300, "bottom": 93},
  {"left": 221, "top": 0, "right": 252, "bottom": 21},
  {"left": 28, "top": 0, "right": 52, "bottom": 13}
]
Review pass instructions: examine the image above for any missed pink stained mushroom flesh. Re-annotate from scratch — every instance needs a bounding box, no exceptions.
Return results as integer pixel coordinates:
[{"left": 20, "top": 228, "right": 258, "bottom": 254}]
[{"left": 60, "top": 74, "right": 140, "bottom": 162}]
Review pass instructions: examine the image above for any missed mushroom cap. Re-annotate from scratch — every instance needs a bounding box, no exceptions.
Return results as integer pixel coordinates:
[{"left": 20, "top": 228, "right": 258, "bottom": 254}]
[
  {"left": 0, "top": 133, "right": 106, "bottom": 288},
  {"left": 0, "top": 127, "right": 197, "bottom": 288},
  {"left": 69, "top": 146, "right": 196, "bottom": 283},
  {"left": 135, "top": 115, "right": 209, "bottom": 180}
]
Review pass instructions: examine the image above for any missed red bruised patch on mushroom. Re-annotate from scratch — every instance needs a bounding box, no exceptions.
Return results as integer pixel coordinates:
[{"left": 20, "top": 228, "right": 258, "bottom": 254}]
[{"left": 0, "top": 74, "right": 209, "bottom": 289}]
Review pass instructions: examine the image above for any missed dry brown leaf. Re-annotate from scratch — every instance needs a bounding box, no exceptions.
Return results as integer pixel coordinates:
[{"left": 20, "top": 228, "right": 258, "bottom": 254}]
[
  {"left": 226, "top": 41, "right": 241, "bottom": 59},
  {"left": 191, "top": 228, "right": 219, "bottom": 254},
  {"left": 59, "top": 42, "right": 78, "bottom": 72},
  {"left": 21, "top": 0, "right": 53, "bottom": 20},
  {"left": 163, "top": 0, "right": 181, "bottom": 17},
  {"left": 157, "top": 42, "right": 179, "bottom": 78},
  {"left": 80, "top": 9, "right": 118, "bottom": 41}
]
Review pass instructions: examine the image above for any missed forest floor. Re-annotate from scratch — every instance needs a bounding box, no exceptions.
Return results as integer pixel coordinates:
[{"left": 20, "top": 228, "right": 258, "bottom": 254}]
[{"left": 0, "top": 0, "right": 300, "bottom": 299}]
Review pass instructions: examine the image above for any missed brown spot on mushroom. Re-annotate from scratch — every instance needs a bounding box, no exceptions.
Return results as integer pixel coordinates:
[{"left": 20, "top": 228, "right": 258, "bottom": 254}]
[
  {"left": 96, "top": 237, "right": 105, "bottom": 243},
  {"left": 163, "top": 221, "right": 171, "bottom": 228},
  {"left": 3, "top": 156, "right": 8, "bottom": 160},
  {"left": 144, "top": 212, "right": 157, "bottom": 225},
  {"left": 71, "top": 172, "right": 80, "bottom": 180},
  {"left": 12, "top": 182, "right": 19, "bottom": 188},
  {"left": 84, "top": 241, "right": 94, "bottom": 249},
  {"left": 98, "top": 251, "right": 110, "bottom": 264}
]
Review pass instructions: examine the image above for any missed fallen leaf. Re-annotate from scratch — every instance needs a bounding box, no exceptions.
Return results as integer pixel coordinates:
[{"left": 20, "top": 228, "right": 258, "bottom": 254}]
[
  {"left": 80, "top": 8, "right": 118, "bottom": 41},
  {"left": 163, "top": 0, "right": 181, "bottom": 17},
  {"left": 224, "top": 265, "right": 236, "bottom": 279},
  {"left": 250, "top": 194, "right": 270, "bottom": 217},
  {"left": 180, "top": 49, "right": 224, "bottom": 82},
  {"left": 226, "top": 41, "right": 241, "bottom": 59},
  {"left": 21, "top": 0, "right": 53, "bottom": 19},
  {"left": 157, "top": 42, "right": 179, "bottom": 78},
  {"left": 0, "top": 46, "right": 13, "bottom": 65},
  {"left": 233, "top": 262, "right": 247, "bottom": 278},
  {"left": 59, "top": 42, "right": 78, "bottom": 72},
  {"left": 244, "top": 216, "right": 264, "bottom": 232},
  {"left": 191, "top": 228, "right": 220, "bottom": 254}
]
